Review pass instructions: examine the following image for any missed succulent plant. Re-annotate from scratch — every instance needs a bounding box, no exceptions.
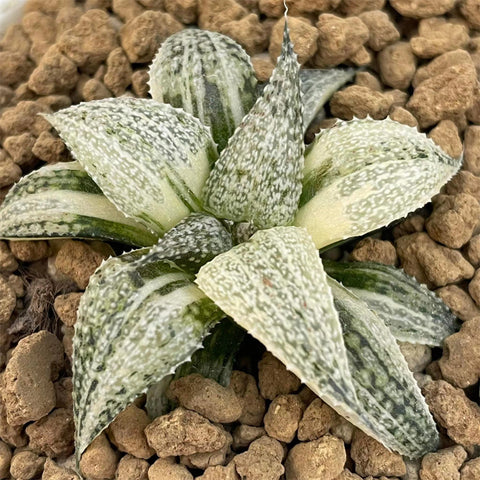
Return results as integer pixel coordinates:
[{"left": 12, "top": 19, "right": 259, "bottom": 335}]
[{"left": 0, "top": 21, "right": 461, "bottom": 466}]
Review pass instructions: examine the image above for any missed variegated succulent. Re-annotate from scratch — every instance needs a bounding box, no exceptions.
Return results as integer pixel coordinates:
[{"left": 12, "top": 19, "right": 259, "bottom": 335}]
[{"left": 0, "top": 20, "right": 462, "bottom": 468}]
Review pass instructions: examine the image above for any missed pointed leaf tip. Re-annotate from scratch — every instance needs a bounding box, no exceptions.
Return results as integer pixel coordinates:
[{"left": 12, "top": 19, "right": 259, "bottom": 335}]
[
  {"left": 203, "top": 24, "right": 304, "bottom": 229},
  {"left": 295, "top": 117, "right": 461, "bottom": 249}
]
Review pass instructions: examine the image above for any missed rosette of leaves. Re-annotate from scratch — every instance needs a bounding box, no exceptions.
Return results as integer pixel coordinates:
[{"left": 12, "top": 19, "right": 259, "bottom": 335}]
[{"left": 0, "top": 22, "right": 461, "bottom": 465}]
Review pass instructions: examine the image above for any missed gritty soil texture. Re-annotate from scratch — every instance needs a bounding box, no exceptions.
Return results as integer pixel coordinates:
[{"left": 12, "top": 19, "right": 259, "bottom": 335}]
[{"left": 1, "top": 0, "right": 480, "bottom": 479}]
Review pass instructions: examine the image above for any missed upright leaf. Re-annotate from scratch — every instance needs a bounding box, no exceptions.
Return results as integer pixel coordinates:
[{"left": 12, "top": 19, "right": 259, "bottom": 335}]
[
  {"left": 295, "top": 117, "right": 461, "bottom": 249},
  {"left": 203, "top": 23, "right": 305, "bottom": 229},
  {"left": 324, "top": 260, "right": 458, "bottom": 346},
  {"left": 149, "top": 29, "right": 257, "bottom": 151},
  {"left": 196, "top": 227, "right": 358, "bottom": 412},
  {"left": 74, "top": 249, "right": 223, "bottom": 458},
  {"left": 46, "top": 98, "right": 218, "bottom": 236},
  {"left": 300, "top": 68, "right": 355, "bottom": 133},
  {"left": 0, "top": 162, "right": 156, "bottom": 246},
  {"left": 143, "top": 213, "right": 233, "bottom": 274},
  {"left": 327, "top": 278, "right": 439, "bottom": 458}
]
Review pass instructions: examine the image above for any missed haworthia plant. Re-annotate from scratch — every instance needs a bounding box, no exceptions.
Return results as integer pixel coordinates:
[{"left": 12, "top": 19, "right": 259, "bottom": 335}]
[
  {"left": 74, "top": 247, "right": 224, "bottom": 455},
  {"left": 149, "top": 29, "right": 257, "bottom": 151},
  {"left": 0, "top": 162, "right": 157, "bottom": 246},
  {"left": 327, "top": 278, "right": 439, "bottom": 457},
  {"left": 45, "top": 98, "right": 218, "bottom": 236},
  {"left": 295, "top": 117, "right": 461, "bottom": 249},
  {"left": 0, "top": 16, "right": 461, "bottom": 464},
  {"left": 324, "top": 260, "right": 458, "bottom": 346},
  {"left": 203, "top": 24, "right": 305, "bottom": 229}
]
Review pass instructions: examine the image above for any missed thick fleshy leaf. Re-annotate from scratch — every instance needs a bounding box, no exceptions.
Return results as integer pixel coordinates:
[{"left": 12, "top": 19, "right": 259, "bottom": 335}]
[
  {"left": 46, "top": 97, "right": 218, "bottom": 236},
  {"left": 324, "top": 260, "right": 458, "bottom": 346},
  {"left": 0, "top": 162, "right": 156, "bottom": 246},
  {"left": 146, "top": 319, "right": 245, "bottom": 418},
  {"left": 295, "top": 117, "right": 462, "bottom": 249},
  {"left": 74, "top": 249, "right": 223, "bottom": 457},
  {"left": 196, "top": 227, "right": 358, "bottom": 411},
  {"left": 300, "top": 68, "right": 355, "bottom": 133},
  {"left": 203, "top": 24, "right": 305, "bottom": 229},
  {"left": 149, "top": 29, "right": 257, "bottom": 151},
  {"left": 327, "top": 278, "right": 439, "bottom": 458},
  {"left": 143, "top": 213, "right": 233, "bottom": 274}
]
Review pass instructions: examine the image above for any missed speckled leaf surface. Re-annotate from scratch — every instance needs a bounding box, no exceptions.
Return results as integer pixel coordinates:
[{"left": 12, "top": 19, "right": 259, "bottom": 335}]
[
  {"left": 144, "top": 213, "right": 233, "bottom": 274},
  {"left": 295, "top": 117, "right": 462, "bottom": 249},
  {"left": 46, "top": 97, "right": 218, "bottom": 236},
  {"left": 300, "top": 68, "right": 355, "bottom": 133},
  {"left": 327, "top": 277, "right": 440, "bottom": 458},
  {"left": 196, "top": 227, "right": 358, "bottom": 412},
  {"left": 74, "top": 249, "right": 224, "bottom": 458},
  {"left": 0, "top": 162, "right": 156, "bottom": 246},
  {"left": 324, "top": 260, "right": 458, "bottom": 346},
  {"left": 203, "top": 24, "right": 305, "bottom": 228},
  {"left": 149, "top": 29, "right": 257, "bottom": 151}
]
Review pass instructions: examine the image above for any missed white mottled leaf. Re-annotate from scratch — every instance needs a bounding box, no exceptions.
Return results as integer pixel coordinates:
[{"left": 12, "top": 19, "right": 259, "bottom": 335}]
[
  {"left": 203, "top": 23, "right": 305, "bottom": 228},
  {"left": 327, "top": 277, "right": 440, "bottom": 458},
  {"left": 300, "top": 68, "right": 355, "bottom": 133},
  {"left": 74, "top": 249, "right": 223, "bottom": 458},
  {"left": 196, "top": 227, "right": 358, "bottom": 412},
  {"left": 144, "top": 213, "right": 233, "bottom": 274},
  {"left": 295, "top": 117, "right": 462, "bottom": 249},
  {"left": 46, "top": 98, "right": 218, "bottom": 236},
  {"left": 324, "top": 260, "right": 458, "bottom": 346},
  {"left": 0, "top": 162, "right": 156, "bottom": 246},
  {"left": 149, "top": 29, "right": 257, "bottom": 151}
]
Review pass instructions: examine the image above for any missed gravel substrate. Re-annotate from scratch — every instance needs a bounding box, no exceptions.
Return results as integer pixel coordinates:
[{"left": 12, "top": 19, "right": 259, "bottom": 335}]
[{"left": 1, "top": 0, "right": 480, "bottom": 479}]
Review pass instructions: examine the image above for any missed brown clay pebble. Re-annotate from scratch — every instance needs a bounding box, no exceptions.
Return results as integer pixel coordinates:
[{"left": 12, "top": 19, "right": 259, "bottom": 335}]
[
  {"left": 258, "top": 352, "right": 301, "bottom": 400},
  {"left": 0, "top": 101, "right": 51, "bottom": 137},
  {"left": 446, "top": 171, "right": 480, "bottom": 202},
  {"left": 377, "top": 41, "right": 416, "bottom": 90},
  {"left": 230, "top": 370, "right": 265, "bottom": 426},
  {"left": 395, "top": 232, "right": 474, "bottom": 288},
  {"left": 220, "top": 14, "right": 268, "bottom": 56},
  {"left": 390, "top": 0, "right": 456, "bottom": 18},
  {"left": 131, "top": 69, "right": 150, "bottom": 97},
  {"left": 120, "top": 11, "right": 183, "bottom": 64},
  {"left": 164, "top": 0, "right": 198, "bottom": 25},
  {"left": 436, "top": 285, "right": 480, "bottom": 322},
  {"left": 428, "top": 120, "right": 463, "bottom": 159},
  {"left": 232, "top": 424, "right": 266, "bottom": 450},
  {"left": 196, "top": 463, "right": 239, "bottom": 480},
  {"left": 53, "top": 292, "right": 82, "bottom": 327},
  {"left": 0, "top": 440, "right": 11, "bottom": 479},
  {"left": 423, "top": 380, "right": 480, "bottom": 447},
  {"left": 461, "top": 457, "right": 480, "bottom": 480},
  {"left": 460, "top": 0, "right": 480, "bottom": 30},
  {"left": 464, "top": 126, "right": 480, "bottom": 175},
  {"left": 0, "top": 158, "right": 22, "bottom": 189},
  {"left": 4, "top": 133, "right": 37, "bottom": 169},
  {"left": 116, "top": 455, "right": 149, "bottom": 480},
  {"left": 103, "top": 47, "right": 133, "bottom": 97},
  {"left": 168, "top": 373, "right": 242, "bottom": 424},
  {"left": 313, "top": 14, "right": 369, "bottom": 68},
  {"left": 389, "top": 106, "right": 418, "bottom": 127},
  {"left": 439, "top": 318, "right": 480, "bottom": 388},
  {"left": 234, "top": 435, "right": 284, "bottom": 480},
  {"left": 26, "top": 408, "right": 75, "bottom": 458},
  {"left": 3, "top": 331, "right": 63, "bottom": 426},
  {"left": 425, "top": 194, "right": 480, "bottom": 249},
  {"left": 42, "top": 457, "right": 79, "bottom": 480},
  {"left": 355, "top": 71, "right": 382, "bottom": 91},
  {"left": 107, "top": 404, "right": 154, "bottom": 459},
  {"left": 198, "top": 0, "right": 247, "bottom": 31},
  {"left": 264, "top": 394, "right": 304, "bottom": 443},
  {"left": 350, "top": 238, "right": 397, "bottom": 265},
  {"left": 79, "top": 433, "right": 119, "bottom": 480},
  {"left": 32, "top": 131, "right": 66, "bottom": 164},
  {"left": 420, "top": 445, "right": 467, "bottom": 480},
  {"left": 9, "top": 240, "right": 49, "bottom": 262},
  {"left": 112, "top": 0, "right": 146, "bottom": 22},
  {"left": 351, "top": 430, "right": 406, "bottom": 477},
  {"left": 0, "top": 277, "right": 16, "bottom": 325},
  {"left": 9, "top": 450, "right": 45, "bottom": 480},
  {"left": 285, "top": 435, "right": 346, "bottom": 480},
  {"left": 55, "top": 240, "right": 108, "bottom": 289},
  {"left": 148, "top": 458, "right": 193, "bottom": 480},
  {"left": 145, "top": 407, "right": 227, "bottom": 458},
  {"left": 298, "top": 398, "right": 338, "bottom": 441},
  {"left": 251, "top": 54, "right": 274, "bottom": 81},
  {"left": 330, "top": 85, "right": 390, "bottom": 120},
  {"left": 82, "top": 78, "right": 111, "bottom": 101}
]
